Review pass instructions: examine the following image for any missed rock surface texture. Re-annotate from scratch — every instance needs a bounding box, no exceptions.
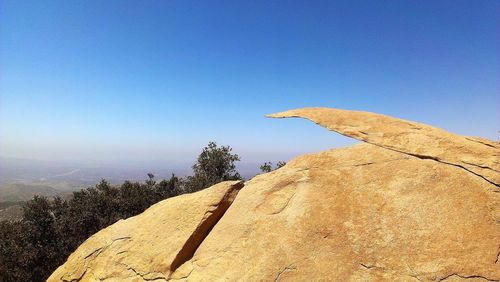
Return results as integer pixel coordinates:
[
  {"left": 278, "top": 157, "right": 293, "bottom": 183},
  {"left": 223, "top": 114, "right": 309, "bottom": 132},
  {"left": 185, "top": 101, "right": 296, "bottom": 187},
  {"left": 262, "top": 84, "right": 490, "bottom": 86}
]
[{"left": 49, "top": 107, "right": 500, "bottom": 282}]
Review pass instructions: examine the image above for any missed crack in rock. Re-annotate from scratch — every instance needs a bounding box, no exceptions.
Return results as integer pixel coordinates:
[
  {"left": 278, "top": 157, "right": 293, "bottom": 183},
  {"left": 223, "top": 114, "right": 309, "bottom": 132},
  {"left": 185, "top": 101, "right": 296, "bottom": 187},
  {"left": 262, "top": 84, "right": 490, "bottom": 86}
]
[
  {"left": 438, "top": 273, "right": 500, "bottom": 282},
  {"left": 352, "top": 158, "right": 408, "bottom": 167},
  {"left": 465, "top": 137, "right": 499, "bottom": 149},
  {"left": 269, "top": 190, "right": 296, "bottom": 215},
  {"left": 68, "top": 237, "right": 132, "bottom": 281},
  {"left": 83, "top": 236, "right": 131, "bottom": 260},
  {"left": 62, "top": 269, "right": 87, "bottom": 282},
  {"left": 83, "top": 247, "right": 104, "bottom": 260},
  {"left": 358, "top": 263, "right": 499, "bottom": 282},
  {"left": 401, "top": 152, "right": 500, "bottom": 188},
  {"left": 267, "top": 107, "right": 500, "bottom": 188},
  {"left": 168, "top": 267, "right": 194, "bottom": 281},
  {"left": 274, "top": 265, "right": 297, "bottom": 282},
  {"left": 405, "top": 263, "right": 424, "bottom": 282},
  {"left": 359, "top": 263, "right": 386, "bottom": 271},
  {"left": 118, "top": 262, "right": 167, "bottom": 281},
  {"left": 461, "top": 161, "right": 500, "bottom": 173},
  {"left": 168, "top": 181, "right": 245, "bottom": 276},
  {"left": 346, "top": 142, "right": 500, "bottom": 189}
]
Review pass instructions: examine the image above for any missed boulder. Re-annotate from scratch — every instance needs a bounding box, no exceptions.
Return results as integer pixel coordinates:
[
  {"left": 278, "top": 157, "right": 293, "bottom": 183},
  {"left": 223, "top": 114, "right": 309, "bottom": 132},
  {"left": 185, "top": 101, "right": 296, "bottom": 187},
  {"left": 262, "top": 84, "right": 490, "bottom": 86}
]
[
  {"left": 49, "top": 181, "right": 244, "bottom": 281},
  {"left": 49, "top": 107, "right": 500, "bottom": 281}
]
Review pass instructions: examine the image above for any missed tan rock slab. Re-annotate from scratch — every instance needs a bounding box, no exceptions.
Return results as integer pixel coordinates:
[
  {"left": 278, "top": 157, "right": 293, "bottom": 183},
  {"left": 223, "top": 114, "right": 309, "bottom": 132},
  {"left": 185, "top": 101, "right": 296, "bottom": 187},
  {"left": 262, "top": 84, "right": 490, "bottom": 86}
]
[
  {"left": 48, "top": 180, "right": 244, "bottom": 282},
  {"left": 50, "top": 107, "right": 500, "bottom": 282},
  {"left": 267, "top": 107, "right": 500, "bottom": 187}
]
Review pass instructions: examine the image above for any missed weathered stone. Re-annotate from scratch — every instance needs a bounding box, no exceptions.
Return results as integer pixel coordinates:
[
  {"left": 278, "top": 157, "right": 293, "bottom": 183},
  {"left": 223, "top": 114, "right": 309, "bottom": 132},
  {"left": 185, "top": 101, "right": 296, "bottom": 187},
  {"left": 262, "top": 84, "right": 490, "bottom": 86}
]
[
  {"left": 49, "top": 108, "right": 500, "bottom": 282},
  {"left": 267, "top": 107, "right": 500, "bottom": 188},
  {"left": 48, "top": 180, "right": 244, "bottom": 281}
]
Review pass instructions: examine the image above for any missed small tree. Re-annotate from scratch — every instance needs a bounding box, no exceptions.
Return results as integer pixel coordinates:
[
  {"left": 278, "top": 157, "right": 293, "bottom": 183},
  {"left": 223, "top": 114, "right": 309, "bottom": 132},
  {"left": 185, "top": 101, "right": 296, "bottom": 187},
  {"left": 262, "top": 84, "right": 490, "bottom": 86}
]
[
  {"left": 0, "top": 173, "right": 185, "bottom": 282},
  {"left": 146, "top": 173, "right": 156, "bottom": 187},
  {"left": 276, "top": 161, "right": 286, "bottom": 168},
  {"left": 155, "top": 174, "right": 181, "bottom": 199},
  {"left": 187, "top": 142, "right": 241, "bottom": 192},
  {"left": 260, "top": 162, "right": 273, "bottom": 173},
  {"left": 259, "top": 161, "right": 286, "bottom": 173}
]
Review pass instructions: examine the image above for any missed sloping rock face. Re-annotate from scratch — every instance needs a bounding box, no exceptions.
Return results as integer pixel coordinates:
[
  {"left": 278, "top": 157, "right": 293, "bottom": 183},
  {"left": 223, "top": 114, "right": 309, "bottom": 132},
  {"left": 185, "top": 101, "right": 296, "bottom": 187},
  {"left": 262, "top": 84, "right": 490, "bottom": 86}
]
[
  {"left": 268, "top": 108, "right": 499, "bottom": 187},
  {"left": 49, "top": 108, "right": 500, "bottom": 282},
  {"left": 49, "top": 181, "right": 244, "bottom": 281}
]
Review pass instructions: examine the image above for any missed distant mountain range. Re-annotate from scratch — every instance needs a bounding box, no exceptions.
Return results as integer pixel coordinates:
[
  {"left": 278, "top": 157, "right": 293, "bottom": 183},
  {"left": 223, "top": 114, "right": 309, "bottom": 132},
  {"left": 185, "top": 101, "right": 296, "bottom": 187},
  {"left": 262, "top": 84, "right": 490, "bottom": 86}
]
[
  {"left": 0, "top": 156, "right": 193, "bottom": 186},
  {"left": 0, "top": 183, "right": 62, "bottom": 202},
  {"left": 0, "top": 156, "right": 263, "bottom": 186},
  {"left": 0, "top": 156, "right": 263, "bottom": 221}
]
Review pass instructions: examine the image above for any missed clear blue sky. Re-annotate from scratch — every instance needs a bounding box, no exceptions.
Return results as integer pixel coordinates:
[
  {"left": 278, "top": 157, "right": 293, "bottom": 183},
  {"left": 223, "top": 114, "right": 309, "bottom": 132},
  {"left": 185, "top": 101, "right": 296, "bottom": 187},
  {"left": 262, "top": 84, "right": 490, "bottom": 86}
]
[{"left": 0, "top": 0, "right": 498, "bottom": 166}]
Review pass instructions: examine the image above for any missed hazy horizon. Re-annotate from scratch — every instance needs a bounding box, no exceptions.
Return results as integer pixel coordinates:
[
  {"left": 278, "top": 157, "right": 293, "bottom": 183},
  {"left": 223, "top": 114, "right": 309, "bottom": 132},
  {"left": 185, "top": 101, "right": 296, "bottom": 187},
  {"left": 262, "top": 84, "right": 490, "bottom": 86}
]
[{"left": 1, "top": 1, "right": 498, "bottom": 167}]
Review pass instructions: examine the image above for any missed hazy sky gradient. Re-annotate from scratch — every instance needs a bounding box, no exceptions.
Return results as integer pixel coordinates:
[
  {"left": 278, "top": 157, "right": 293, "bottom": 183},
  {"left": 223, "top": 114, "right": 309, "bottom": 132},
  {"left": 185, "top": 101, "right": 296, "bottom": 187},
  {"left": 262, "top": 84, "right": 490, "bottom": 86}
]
[{"left": 1, "top": 0, "right": 498, "bottom": 166}]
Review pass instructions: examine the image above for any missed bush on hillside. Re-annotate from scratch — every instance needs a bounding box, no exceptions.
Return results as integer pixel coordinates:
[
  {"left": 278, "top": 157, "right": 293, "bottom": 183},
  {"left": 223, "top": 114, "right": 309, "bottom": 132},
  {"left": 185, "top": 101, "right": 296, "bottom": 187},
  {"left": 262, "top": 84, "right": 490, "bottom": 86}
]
[{"left": 0, "top": 142, "right": 241, "bottom": 282}]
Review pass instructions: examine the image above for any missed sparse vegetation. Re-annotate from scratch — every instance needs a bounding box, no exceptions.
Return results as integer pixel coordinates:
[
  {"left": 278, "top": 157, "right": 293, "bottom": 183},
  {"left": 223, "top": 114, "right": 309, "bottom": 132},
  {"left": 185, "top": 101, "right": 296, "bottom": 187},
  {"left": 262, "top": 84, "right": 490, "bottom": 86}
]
[
  {"left": 185, "top": 142, "right": 242, "bottom": 192},
  {"left": 259, "top": 161, "right": 286, "bottom": 173},
  {"left": 0, "top": 142, "right": 241, "bottom": 282}
]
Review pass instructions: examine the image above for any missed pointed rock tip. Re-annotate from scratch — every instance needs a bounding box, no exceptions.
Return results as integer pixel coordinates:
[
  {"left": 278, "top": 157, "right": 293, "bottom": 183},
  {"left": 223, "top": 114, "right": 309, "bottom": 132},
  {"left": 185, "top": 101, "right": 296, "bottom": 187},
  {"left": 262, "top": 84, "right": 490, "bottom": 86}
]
[
  {"left": 266, "top": 107, "right": 332, "bottom": 118},
  {"left": 265, "top": 107, "right": 500, "bottom": 188}
]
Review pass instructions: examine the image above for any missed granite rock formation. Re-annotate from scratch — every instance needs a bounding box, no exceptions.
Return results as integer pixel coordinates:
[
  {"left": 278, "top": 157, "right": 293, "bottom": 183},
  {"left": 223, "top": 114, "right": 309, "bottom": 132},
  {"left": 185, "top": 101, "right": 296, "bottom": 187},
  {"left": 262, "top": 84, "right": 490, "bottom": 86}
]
[{"left": 49, "top": 108, "right": 500, "bottom": 282}]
